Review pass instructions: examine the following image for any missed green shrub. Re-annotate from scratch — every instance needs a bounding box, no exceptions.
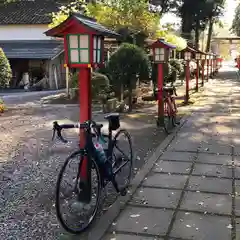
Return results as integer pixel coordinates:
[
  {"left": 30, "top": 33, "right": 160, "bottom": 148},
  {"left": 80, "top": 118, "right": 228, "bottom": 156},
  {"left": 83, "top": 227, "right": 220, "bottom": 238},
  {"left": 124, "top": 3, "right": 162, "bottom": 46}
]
[
  {"left": 69, "top": 70, "right": 114, "bottom": 102},
  {"left": 0, "top": 48, "right": 12, "bottom": 88},
  {"left": 0, "top": 97, "right": 5, "bottom": 112},
  {"left": 169, "top": 59, "right": 184, "bottom": 76},
  {"left": 107, "top": 43, "right": 150, "bottom": 111}
]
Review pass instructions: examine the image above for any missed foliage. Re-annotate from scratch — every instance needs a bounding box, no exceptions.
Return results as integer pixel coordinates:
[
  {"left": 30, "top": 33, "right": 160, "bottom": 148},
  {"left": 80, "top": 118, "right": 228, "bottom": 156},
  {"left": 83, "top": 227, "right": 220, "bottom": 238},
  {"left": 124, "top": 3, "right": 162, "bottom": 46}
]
[
  {"left": 0, "top": 48, "right": 12, "bottom": 88},
  {"left": 0, "top": 97, "right": 5, "bottom": 113},
  {"left": 107, "top": 43, "right": 150, "bottom": 110},
  {"left": 69, "top": 70, "right": 113, "bottom": 101},
  {"left": 179, "top": 0, "right": 225, "bottom": 41},
  {"left": 155, "top": 30, "right": 187, "bottom": 51},
  {"left": 232, "top": 3, "right": 240, "bottom": 36},
  {"left": 50, "top": 0, "right": 160, "bottom": 41},
  {"left": 149, "top": 0, "right": 181, "bottom": 15},
  {"left": 107, "top": 43, "right": 150, "bottom": 87},
  {"left": 169, "top": 59, "right": 184, "bottom": 75}
]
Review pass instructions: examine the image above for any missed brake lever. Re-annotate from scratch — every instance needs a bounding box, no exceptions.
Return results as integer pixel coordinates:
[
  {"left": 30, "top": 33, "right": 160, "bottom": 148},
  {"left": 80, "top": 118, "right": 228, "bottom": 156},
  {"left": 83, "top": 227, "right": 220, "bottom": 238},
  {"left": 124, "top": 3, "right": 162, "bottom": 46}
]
[
  {"left": 52, "top": 121, "right": 68, "bottom": 143},
  {"left": 56, "top": 129, "right": 68, "bottom": 143},
  {"left": 52, "top": 128, "right": 56, "bottom": 141}
]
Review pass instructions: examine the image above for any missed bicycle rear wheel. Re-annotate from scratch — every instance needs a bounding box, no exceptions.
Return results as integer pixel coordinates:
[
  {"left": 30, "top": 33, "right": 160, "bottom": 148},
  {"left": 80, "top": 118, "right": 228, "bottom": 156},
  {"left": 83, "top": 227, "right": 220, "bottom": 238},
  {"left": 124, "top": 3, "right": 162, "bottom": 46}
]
[
  {"left": 111, "top": 129, "right": 133, "bottom": 195},
  {"left": 164, "top": 100, "right": 174, "bottom": 134},
  {"left": 55, "top": 151, "right": 101, "bottom": 234}
]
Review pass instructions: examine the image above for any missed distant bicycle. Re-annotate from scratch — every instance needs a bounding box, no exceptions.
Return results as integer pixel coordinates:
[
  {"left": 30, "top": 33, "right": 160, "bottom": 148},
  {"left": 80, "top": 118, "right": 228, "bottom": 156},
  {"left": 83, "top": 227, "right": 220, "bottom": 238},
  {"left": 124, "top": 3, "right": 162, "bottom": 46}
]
[
  {"left": 163, "top": 86, "right": 179, "bottom": 134},
  {"left": 52, "top": 113, "right": 133, "bottom": 234}
]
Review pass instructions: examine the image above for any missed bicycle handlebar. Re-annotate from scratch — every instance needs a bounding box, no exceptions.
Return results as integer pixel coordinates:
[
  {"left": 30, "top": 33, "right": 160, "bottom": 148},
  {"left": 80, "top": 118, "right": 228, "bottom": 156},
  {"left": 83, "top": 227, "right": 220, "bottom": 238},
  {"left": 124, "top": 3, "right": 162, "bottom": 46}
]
[{"left": 52, "top": 121, "right": 104, "bottom": 143}]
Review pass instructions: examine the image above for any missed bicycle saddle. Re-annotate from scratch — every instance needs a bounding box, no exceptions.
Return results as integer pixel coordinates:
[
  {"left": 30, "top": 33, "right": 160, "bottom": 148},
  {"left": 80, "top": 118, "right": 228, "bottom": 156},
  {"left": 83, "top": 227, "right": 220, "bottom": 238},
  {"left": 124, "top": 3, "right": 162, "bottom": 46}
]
[
  {"left": 163, "top": 86, "right": 175, "bottom": 91},
  {"left": 104, "top": 113, "right": 120, "bottom": 120}
]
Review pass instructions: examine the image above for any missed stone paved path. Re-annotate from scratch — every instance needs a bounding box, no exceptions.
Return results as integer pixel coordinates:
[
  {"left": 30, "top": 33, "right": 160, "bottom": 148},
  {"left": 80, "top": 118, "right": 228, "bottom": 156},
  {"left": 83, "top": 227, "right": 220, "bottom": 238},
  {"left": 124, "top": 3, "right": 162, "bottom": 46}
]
[{"left": 102, "top": 66, "right": 240, "bottom": 240}]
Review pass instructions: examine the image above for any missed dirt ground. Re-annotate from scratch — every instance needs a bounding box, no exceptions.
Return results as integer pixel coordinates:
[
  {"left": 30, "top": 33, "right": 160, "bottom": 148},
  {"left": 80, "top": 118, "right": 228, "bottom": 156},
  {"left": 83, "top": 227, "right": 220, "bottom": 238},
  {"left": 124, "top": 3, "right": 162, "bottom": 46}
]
[{"left": 0, "top": 102, "right": 172, "bottom": 240}]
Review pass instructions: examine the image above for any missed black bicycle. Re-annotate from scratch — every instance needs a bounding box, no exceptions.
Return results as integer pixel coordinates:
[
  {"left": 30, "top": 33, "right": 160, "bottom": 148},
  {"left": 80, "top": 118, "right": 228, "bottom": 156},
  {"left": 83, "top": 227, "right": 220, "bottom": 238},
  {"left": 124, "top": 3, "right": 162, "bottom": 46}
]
[{"left": 52, "top": 113, "right": 133, "bottom": 234}]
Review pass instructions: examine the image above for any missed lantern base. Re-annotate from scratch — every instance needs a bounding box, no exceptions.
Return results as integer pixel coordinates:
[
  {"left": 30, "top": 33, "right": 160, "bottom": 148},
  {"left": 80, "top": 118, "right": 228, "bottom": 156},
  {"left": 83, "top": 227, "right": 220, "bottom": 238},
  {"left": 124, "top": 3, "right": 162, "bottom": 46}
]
[
  {"left": 77, "top": 179, "right": 92, "bottom": 204},
  {"left": 156, "top": 116, "right": 165, "bottom": 127}
]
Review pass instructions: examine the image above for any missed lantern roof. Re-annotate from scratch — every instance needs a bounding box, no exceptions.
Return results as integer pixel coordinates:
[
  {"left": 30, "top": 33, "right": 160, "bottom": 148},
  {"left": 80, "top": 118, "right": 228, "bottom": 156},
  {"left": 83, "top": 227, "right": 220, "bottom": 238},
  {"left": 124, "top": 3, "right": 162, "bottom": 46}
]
[
  {"left": 45, "top": 12, "right": 119, "bottom": 38},
  {"left": 150, "top": 38, "right": 176, "bottom": 49},
  {"left": 181, "top": 46, "right": 197, "bottom": 53}
]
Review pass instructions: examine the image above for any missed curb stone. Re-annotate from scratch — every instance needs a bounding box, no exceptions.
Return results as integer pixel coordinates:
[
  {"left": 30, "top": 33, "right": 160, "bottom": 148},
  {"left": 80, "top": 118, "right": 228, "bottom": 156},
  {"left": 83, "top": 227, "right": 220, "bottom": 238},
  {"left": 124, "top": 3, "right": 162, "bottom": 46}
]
[{"left": 87, "top": 114, "right": 189, "bottom": 240}]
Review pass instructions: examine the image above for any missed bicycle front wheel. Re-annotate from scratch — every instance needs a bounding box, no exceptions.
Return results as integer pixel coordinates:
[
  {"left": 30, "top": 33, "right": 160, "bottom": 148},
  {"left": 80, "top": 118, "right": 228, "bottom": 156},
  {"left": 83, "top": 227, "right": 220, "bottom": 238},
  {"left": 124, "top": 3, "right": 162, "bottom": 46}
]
[
  {"left": 111, "top": 129, "right": 133, "bottom": 194},
  {"left": 55, "top": 151, "right": 101, "bottom": 234}
]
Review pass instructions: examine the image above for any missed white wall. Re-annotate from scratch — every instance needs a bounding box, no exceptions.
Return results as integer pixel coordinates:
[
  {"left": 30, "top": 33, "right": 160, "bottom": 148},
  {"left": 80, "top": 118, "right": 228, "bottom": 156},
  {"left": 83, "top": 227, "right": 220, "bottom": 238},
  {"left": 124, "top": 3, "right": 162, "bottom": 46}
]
[{"left": 0, "top": 24, "right": 51, "bottom": 40}]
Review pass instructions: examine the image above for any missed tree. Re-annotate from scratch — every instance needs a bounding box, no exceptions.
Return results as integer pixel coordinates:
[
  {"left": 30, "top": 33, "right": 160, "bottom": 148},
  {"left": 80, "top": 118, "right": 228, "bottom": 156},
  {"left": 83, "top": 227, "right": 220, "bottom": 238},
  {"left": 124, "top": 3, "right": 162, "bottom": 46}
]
[
  {"left": 177, "top": 0, "right": 225, "bottom": 49},
  {"left": 50, "top": 0, "right": 160, "bottom": 45},
  {"left": 0, "top": 48, "right": 12, "bottom": 88},
  {"left": 107, "top": 43, "right": 150, "bottom": 111},
  {"left": 232, "top": 3, "right": 240, "bottom": 36},
  {"left": 149, "top": 0, "right": 181, "bottom": 15}
]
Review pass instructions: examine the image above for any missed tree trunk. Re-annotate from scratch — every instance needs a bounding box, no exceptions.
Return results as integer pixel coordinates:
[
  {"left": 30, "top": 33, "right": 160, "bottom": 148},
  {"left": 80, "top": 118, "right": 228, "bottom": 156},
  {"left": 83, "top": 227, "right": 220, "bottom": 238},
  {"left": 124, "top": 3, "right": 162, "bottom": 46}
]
[
  {"left": 128, "top": 82, "right": 133, "bottom": 112},
  {"left": 205, "top": 17, "right": 214, "bottom": 52},
  {"left": 195, "top": 18, "right": 200, "bottom": 49},
  {"left": 181, "top": 9, "right": 193, "bottom": 40}
]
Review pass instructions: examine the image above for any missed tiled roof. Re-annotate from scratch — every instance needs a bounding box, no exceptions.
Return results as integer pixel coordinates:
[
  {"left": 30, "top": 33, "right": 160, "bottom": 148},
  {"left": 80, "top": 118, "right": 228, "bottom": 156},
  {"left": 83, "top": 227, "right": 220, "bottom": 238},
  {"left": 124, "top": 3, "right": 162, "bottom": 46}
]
[
  {"left": 73, "top": 13, "right": 120, "bottom": 37},
  {"left": 0, "top": 40, "right": 64, "bottom": 59},
  {"left": 0, "top": 0, "right": 66, "bottom": 25}
]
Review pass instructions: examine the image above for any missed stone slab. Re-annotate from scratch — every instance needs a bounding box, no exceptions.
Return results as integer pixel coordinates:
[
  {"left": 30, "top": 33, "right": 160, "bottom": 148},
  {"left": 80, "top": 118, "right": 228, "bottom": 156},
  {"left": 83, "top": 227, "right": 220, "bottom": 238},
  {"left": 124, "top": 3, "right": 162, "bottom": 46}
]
[
  {"left": 198, "top": 143, "right": 232, "bottom": 155},
  {"left": 180, "top": 191, "right": 232, "bottom": 215},
  {"left": 103, "top": 234, "right": 163, "bottom": 240},
  {"left": 236, "top": 180, "right": 240, "bottom": 217},
  {"left": 235, "top": 167, "right": 240, "bottom": 179},
  {"left": 130, "top": 187, "right": 181, "bottom": 209},
  {"left": 196, "top": 153, "right": 232, "bottom": 165},
  {"left": 112, "top": 206, "right": 173, "bottom": 236},
  {"left": 193, "top": 163, "right": 232, "bottom": 179},
  {"left": 187, "top": 176, "right": 232, "bottom": 194},
  {"left": 236, "top": 218, "right": 240, "bottom": 240},
  {"left": 170, "top": 211, "right": 232, "bottom": 240},
  {"left": 143, "top": 173, "right": 188, "bottom": 189},
  {"left": 160, "top": 151, "right": 196, "bottom": 162},
  {"left": 167, "top": 140, "right": 200, "bottom": 152},
  {"left": 154, "top": 160, "right": 192, "bottom": 174}
]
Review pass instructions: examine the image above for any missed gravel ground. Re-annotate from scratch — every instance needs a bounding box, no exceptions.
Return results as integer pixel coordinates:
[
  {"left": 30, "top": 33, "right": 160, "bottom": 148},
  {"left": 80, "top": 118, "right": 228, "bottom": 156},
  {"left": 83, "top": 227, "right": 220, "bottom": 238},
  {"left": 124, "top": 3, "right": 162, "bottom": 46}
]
[{"left": 0, "top": 103, "right": 167, "bottom": 240}]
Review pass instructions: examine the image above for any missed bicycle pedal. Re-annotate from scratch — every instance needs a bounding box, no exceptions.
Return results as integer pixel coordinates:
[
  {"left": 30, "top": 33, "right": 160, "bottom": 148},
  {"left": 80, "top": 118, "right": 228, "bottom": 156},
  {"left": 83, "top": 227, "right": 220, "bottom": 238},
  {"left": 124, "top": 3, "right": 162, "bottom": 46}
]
[{"left": 120, "top": 188, "right": 127, "bottom": 196}]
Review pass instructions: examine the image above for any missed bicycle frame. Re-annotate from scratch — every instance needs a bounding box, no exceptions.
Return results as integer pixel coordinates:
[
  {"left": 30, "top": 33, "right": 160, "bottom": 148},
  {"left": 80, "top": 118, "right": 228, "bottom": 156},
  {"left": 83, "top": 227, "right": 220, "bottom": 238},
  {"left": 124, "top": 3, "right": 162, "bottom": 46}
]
[
  {"left": 164, "top": 93, "right": 177, "bottom": 116},
  {"left": 77, "top": 126, "right": 123, "bottom": 203}
]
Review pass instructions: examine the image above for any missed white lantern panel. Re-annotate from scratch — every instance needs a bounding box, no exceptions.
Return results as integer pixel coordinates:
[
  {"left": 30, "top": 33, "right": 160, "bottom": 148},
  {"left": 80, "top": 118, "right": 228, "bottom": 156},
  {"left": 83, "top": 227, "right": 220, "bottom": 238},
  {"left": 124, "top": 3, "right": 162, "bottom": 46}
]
[
  {"left": 160, "top": 48, "right": 164, "bottom": 54},
  {"left": 155, "top": 48, "right": 160, "bottom": 54},
  {"left": 93, "top": 49, "right": 97, "bottom": 62},
  {"left": 93, "top": 36, "right": 97, "bottom": 49},
  {"left": 69, "top": 35, "right": 78, "bottom": 48},
  {"left": 79, "top": 35, "right": 89, "bottom": 48},
  {"left": 97, "top": 50, "right": 101, "bottom": 63},
  {"left": 80, "top": 49, "right": 89, "bottom": 63},
  {"left": 160, "top": 54, "right": 165, "bottom": 61},
  {"left": 97, "top": 38, "right": 101, "bottom": 49},
  {"left": 155, "top": 54, "right": 160, "bottom": 61},
  {"left": 70, "top": 49, "right": 79, "bottom": 63},
  {"left": 196, "top": 53, "right": 201, "bottom": 59}
]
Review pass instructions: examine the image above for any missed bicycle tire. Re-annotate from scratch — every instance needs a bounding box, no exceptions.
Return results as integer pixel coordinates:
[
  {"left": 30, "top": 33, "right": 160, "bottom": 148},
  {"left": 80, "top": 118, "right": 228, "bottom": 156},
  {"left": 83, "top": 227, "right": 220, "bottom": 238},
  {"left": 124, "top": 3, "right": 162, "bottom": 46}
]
[
  {"left": 171, "top": 98, "right": 178, "bottom": 126},
  {"left": 55, "top": 150, "right": 102, "bottom": 234},
  {"left": 163, "top": 101, "right": 173, "bottom": 134},
  {"left": 111, "top": 129, "right": 133, "bottom": 193}
]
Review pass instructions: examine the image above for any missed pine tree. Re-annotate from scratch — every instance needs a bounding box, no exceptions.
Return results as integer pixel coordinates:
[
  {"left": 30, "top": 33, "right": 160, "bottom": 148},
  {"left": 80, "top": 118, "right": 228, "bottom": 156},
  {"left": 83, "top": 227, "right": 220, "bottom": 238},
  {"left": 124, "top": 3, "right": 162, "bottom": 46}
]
[{"left": 0, "top": 48, "right": 12, "bottom": 88}]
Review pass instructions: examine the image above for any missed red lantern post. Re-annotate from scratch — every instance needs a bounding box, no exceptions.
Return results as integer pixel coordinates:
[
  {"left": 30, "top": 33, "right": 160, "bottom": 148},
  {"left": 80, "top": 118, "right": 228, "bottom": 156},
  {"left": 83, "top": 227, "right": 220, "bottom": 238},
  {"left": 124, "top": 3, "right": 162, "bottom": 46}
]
[
  {"left": 201, "top": 54, "right": 206, "bottom": 86},
  {"left": 150, "top": 39, "right": 176, "bottom": 126},
  {"left": 45, "top": 13, "right": 119, "bottom": 203},
  {"left": 206, "top": 54, "right": 210, "bottom": 81},
  {"left": 195, "top": 52, "right": 201, "bottom": 92}
]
